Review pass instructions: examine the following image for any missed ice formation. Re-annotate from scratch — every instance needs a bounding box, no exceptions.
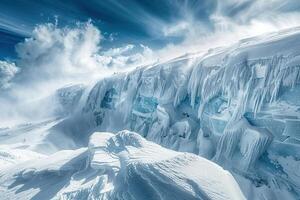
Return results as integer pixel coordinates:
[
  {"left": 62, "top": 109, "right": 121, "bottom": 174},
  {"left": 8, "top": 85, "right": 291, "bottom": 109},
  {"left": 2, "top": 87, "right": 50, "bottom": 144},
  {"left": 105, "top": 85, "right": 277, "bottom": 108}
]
[
  {"left": 0, "top": 131, "right": 245, "bottom": 200},
  {"left": 69, "top": 28, "right": 300, "bottom": 199},
  {"left": 1, "top": 27, "right": 300, "bottom": 199}
]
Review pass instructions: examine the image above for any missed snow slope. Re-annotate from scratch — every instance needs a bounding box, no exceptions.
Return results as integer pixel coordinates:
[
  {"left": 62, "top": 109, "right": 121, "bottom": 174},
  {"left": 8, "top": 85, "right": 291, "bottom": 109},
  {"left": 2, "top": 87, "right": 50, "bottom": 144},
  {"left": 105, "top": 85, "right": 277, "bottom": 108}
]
[{"left": 0, "top": 131, "right": 245, "bottom": 200}]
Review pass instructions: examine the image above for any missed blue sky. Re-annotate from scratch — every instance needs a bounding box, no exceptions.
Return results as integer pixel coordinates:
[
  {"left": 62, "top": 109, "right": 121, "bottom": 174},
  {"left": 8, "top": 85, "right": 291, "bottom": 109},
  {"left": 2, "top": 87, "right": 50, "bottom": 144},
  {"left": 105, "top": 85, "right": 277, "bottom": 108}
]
[
  {"left": 0, "top": 0, "right": 216, "bottom": 59},
  {"left": 1, "top": 0, "right": 300, "bottom": 60}
]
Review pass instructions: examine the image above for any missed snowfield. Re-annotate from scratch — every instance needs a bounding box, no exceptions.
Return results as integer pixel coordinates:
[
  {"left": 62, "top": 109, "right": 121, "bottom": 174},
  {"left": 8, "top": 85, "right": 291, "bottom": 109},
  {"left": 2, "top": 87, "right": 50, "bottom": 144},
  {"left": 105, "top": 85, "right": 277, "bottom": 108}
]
[
  {"left": 1, "top": 27, "right": 300, "bottom": 199},
  {"left": 0, "top": 131, "right": 245, "bottom": 200}
]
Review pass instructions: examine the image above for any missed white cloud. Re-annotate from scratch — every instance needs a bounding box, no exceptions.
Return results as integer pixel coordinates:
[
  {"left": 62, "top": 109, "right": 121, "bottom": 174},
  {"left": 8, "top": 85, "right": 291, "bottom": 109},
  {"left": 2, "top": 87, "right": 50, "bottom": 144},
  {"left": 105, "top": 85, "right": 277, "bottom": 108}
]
[
  {"left": 15, "top": 21, "right": 103, "bottom": 85},
  {"left": 97, "top": 44, "right": 155, "bottom": 69},
  {"left": 0, "top": 61, "right": 19, "bottom": 89},
  {"left": 8, "top": 21, "right": 156, "bottom": 93},
  {"left": 0, "top": 21, "right": 158, "bottom": 126}
]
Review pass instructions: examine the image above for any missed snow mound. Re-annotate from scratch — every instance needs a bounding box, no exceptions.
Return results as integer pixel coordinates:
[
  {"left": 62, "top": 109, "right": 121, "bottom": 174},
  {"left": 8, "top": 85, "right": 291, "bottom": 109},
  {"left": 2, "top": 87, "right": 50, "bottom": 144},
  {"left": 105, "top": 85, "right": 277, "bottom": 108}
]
[
  {"left": 0, "top": 145, "right": 44, "bottom": 169},
  {"left": 0, "top": 131, "right": 244, "bottom": 200}
]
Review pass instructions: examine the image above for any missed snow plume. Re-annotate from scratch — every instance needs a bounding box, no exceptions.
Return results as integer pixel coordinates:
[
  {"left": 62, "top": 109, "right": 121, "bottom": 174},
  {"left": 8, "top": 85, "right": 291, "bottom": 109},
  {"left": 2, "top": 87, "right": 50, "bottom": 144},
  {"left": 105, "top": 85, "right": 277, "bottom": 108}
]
[
  {"left": 0, "top": 22, "right": 154, "bottom": 126},
  {"left": 0, "top": 61, "right": 19, "bottom": 89},
  {"left": 14, "top": 21, "right": 102, "bottom": 89},
  {"left": 4, "top": 21, "right": 155, "bottom": 94},
  {"left": 0, "top": 22, "right": 102, "bottom": 126}
]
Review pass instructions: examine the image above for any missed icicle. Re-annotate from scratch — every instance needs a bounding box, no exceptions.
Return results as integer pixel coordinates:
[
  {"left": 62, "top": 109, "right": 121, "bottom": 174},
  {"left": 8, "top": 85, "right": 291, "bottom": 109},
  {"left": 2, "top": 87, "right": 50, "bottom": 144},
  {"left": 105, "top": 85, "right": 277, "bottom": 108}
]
[{"left": 214, "top": 117, "right": 273, "bottom": 171}]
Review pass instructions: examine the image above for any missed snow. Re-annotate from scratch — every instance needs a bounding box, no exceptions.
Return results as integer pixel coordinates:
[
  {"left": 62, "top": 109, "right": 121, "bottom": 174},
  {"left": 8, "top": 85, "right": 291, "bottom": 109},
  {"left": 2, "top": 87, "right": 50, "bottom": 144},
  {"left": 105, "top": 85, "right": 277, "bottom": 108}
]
[
  {"left": 0, "top": 131, "right": 245, "bottom": 200},
  {"left": 65, "top": 27, "right": 300, "bottom": 199},
  {"left": 1, "top": 27, "right": 300, "bottom": 199},
  {"left": 0, "top": 148, "right": 88, "bottom": 200},
  {"left": 214, "top": 117, "right": 273, "bottom": 171},
  {"left": 0, "top": 145, "right": 45, "bottom": 169}
]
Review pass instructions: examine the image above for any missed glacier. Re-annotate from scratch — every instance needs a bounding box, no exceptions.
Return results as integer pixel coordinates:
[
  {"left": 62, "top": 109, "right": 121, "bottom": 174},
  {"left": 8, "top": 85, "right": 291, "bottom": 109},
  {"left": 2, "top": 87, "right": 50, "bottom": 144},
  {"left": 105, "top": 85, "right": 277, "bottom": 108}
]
[{"left": 1, "top": 27, "right": 300, "bottom": 199}]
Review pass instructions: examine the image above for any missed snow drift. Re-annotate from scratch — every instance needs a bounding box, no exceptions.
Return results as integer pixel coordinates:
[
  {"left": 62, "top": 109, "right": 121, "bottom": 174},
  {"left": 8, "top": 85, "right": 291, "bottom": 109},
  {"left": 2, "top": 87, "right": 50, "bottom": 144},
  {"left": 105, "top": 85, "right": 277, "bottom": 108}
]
[{"left": 0, "top": 131, "right": 244, "bottom": 200}]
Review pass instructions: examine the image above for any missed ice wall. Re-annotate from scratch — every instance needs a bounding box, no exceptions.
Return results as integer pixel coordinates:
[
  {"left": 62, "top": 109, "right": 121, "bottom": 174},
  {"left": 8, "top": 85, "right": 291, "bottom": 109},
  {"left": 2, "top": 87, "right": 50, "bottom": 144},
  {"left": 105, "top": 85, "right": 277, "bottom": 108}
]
[{"left": 56, "top": 28, "right": 300, "bottom": 199}]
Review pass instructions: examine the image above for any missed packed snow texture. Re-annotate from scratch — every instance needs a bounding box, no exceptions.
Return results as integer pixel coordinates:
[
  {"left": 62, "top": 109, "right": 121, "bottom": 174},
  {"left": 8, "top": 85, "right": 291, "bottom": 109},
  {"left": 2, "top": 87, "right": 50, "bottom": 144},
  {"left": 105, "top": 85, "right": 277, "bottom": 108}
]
[
  {"left": 0, "top": 131, "right": 245, "bottom": 200},
  {"left": 1, "top": 27, "right": 300, "bottom": 199}
]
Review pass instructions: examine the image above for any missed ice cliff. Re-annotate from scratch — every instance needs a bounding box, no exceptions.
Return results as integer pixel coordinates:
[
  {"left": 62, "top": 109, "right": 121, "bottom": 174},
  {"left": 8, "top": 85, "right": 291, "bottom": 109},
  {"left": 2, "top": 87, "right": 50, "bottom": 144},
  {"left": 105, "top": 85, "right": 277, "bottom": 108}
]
[
  {"left": 57, "top": 27, "right": 300, "bottom": 199},
  {"left": 1, "top": 27, "right": 300, "bottom": 199}
]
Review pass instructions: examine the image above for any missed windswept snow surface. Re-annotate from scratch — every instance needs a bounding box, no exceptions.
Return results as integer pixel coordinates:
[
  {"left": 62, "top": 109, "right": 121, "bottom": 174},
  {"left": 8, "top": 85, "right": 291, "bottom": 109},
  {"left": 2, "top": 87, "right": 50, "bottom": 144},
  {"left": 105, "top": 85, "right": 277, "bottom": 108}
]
[
  {"left": 2, "top": 27, "right": 300, "bottom": 199},
  {"left": 0, "top": 131, "right": 245, "bottom": 200}
]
